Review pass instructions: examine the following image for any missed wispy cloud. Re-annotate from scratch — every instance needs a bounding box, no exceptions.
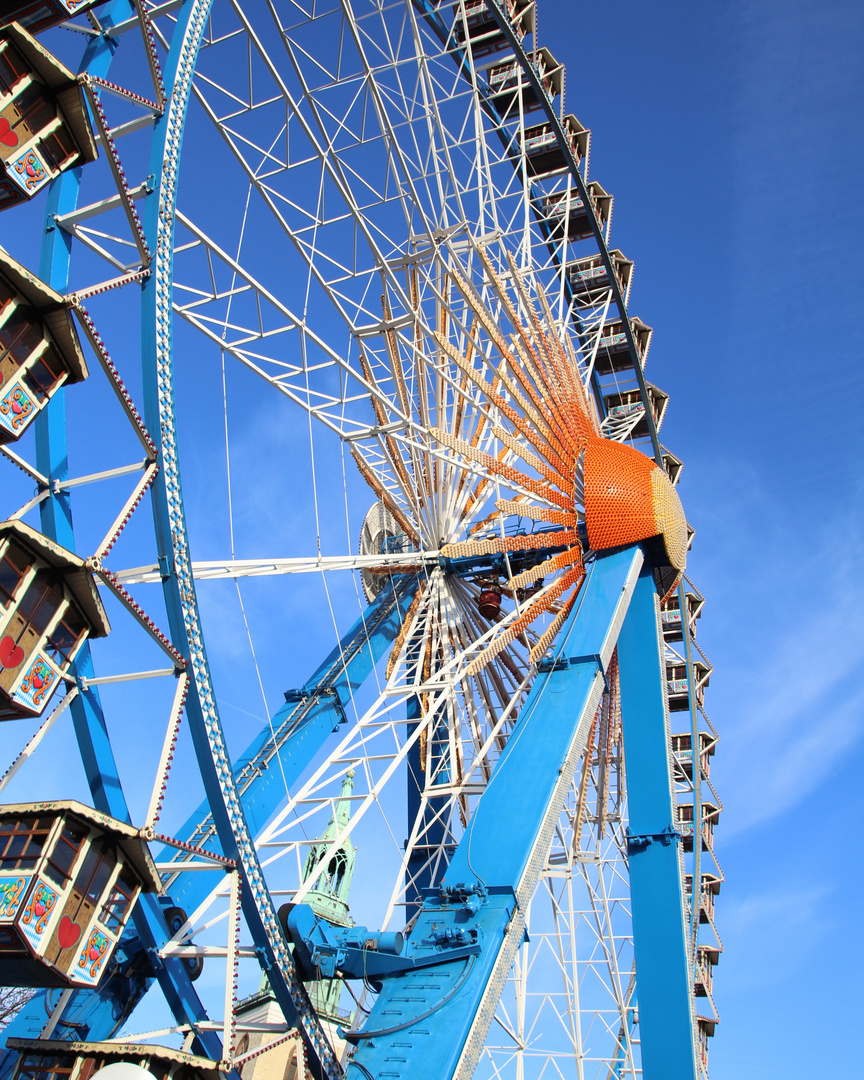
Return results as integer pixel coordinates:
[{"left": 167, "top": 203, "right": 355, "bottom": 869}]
[
  {"left": 706, "top": 498, "right": 864, "bottom": 837},
  {"left": 719, "top": 882, "right": 833, "bottom": 990}
]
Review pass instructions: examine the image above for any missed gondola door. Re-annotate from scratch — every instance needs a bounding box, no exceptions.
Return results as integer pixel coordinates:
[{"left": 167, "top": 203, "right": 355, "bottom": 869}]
[
  {"left": 44, "top": 839, "right": 112, "bottom": 969},
  {"left": 0, "top": 572, "right": 61, "bottom": 694}
]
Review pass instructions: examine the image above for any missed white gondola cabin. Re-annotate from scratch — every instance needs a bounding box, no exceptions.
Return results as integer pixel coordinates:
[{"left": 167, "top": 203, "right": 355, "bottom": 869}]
[
  {"left": 696, "top": 1017, "right": 717, "bottom": 1075},
  {"left": 566, "top": 249, "right": 633, "bottom": 308},
  {"left": 539, "top": 182, "right": 613, "bottom": 243},
  {"left": 452, "top": 0, "right": 532, "bottom": 56},
  {"left": 487, "top": 48, "right": 563, "bottom": 115},
  {"left": 593, "top": 316, "right": 651, "bottom": 376},
  {"left": 0, "top": 22, "right": 97, "bottom": 210},
  {"left": 694, "top": 943, "right": 721, "bottom": 999},
  {"left": 0, "top": 248, "right": 87, "bottom": 443},
  {"left": 671, "top": 731, "right": 716, "bottom": 780},
  {"left": 661, "top": 446, "right": 684, "bottom": 486},
  {"left": 660, "top": 588, "right": 704, "bottom": 642},
  {"left": 665, "top": 656, "right": 711, "bottom": 713},
  {"left": 602, "top": 382, "right": 668, "bottom": 440},
  {"left": 684, "top": 870, "right": 722, "bottom": 925},
  {"left": 519, "top": 115, "right": 589, "bottom": 177},
  {"left": 677, "top": 801, "right": 720, "bottom": 853},
  {"left": 0, "top": 801, "right": 160, "bottom": 987},
  {"left": 0, "top": 520, "right": 109, "bottom": 721},
  {"left": 0, "top": 2, "right": 101, "bottom": 36},
  {"left": 5, "top": 1041, "right": 225, "bottom": 1080}
]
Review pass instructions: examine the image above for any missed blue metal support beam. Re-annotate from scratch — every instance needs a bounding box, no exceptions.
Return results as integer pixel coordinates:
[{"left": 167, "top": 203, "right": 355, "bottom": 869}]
[
  {"left": 617, "top": 565, "right": 697, "bottom": 1079},
  {"left": 348, "top": 546, "right": 644, "bottom": 1080},
  {"left": 405, "top": 693, "right": 448, "bottom": 917}
]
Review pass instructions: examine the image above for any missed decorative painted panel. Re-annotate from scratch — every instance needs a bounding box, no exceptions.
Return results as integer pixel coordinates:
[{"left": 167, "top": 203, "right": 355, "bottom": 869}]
[
  {"left": 0, "top": 382, "right": 36, "bottom": 437},
  {"left": 7, "top": 146, "right": 49, "bottom": 196},
  {"left": 74, "top": 927, "right": 111, "bottom": 984},
  {"left": 0, "top": 874, "right": 29, "bottom": 920},
  {"left": 11, "top": 651, "right": 60, "bottom": 714},
  {"left": 18, "top": 877, "right": 58, "bottom": 949}
]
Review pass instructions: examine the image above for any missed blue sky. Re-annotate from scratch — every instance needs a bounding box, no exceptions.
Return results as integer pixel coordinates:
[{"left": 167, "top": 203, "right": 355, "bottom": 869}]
[
  {"left": 1, "top": 1, "right": 862, "bottom": 1075},
  {"left": 541, "top": 1, "right": 863, "bottom": 1074}
]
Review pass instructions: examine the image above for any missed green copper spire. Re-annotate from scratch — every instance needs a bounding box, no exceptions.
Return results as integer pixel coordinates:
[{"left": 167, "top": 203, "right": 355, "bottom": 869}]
[
  {"left": 303, "top": 768, "right": 356, "bottom": 917},
  {"left": 302, "top": 770, "right": 356, "bottom": 1022}
]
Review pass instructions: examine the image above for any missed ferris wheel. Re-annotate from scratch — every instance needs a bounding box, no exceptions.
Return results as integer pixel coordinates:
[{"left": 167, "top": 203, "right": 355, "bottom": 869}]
[{"left": 0, "top": 2, "right": 722, "bottom": 1080}]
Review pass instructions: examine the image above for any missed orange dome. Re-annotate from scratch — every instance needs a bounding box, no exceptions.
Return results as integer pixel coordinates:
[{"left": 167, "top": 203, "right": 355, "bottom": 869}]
[{"left": 583, "top": 437, "right": 687, "bottom": 574}]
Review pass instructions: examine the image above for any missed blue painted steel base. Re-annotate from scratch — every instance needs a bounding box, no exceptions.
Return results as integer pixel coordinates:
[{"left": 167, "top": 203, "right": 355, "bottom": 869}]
[
  {"left": 348, "top": 546, "right": 643, "bottom": 1080},
  {"left": 617, "top": 565, "right": 697, "bottom": 1079}
]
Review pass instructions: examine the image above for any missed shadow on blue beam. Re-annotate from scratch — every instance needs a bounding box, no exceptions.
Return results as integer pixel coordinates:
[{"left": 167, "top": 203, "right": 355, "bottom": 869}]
[{"left": 347, "top": 547, "right": 644, "bottom": 1080}]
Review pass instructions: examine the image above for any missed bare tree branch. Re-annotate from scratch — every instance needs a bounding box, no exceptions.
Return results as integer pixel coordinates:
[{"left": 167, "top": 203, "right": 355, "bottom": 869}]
[{"left": 0, "top": 987, "right": 36, "bottom": 1032}]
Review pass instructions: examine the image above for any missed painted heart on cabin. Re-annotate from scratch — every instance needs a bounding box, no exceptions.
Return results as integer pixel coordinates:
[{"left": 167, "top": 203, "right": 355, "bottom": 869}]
[
  {"left": 0, "top": 635, "right": 24, "bottom": 670},
  {"left": 0, "top": 118, "right": 18, "bottom": 149},
  {"left": 11, "top": 398, "right": 23, "bottom": 414},
  {"left": 56, "top": 915, "right": 81, "bottom": 950}
]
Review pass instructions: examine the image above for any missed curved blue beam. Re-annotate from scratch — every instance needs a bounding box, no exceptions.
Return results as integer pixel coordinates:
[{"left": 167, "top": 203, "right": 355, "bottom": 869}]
[{"left": 137, "top": 0, "right": 343, "bottom": 1069}]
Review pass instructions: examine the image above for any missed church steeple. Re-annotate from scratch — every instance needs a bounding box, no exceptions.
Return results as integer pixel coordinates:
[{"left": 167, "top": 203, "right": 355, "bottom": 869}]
[
  {"left": 300, "top": 770, "right": 357, "bottom": 1022},
  {"left": 302, "top": 768, "right": 356, "bottom": 919}
]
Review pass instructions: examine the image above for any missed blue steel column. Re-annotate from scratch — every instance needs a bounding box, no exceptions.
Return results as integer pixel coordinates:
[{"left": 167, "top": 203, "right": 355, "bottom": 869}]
[
  {"left": 617, "top": 564, "right": 697, "bottom": 1079},
  {"left": 36, "top": 6, "right": 124, "bottom": 825},
  {"left": 348, "top": 546, "right": 643, "bottom": 1080}
]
